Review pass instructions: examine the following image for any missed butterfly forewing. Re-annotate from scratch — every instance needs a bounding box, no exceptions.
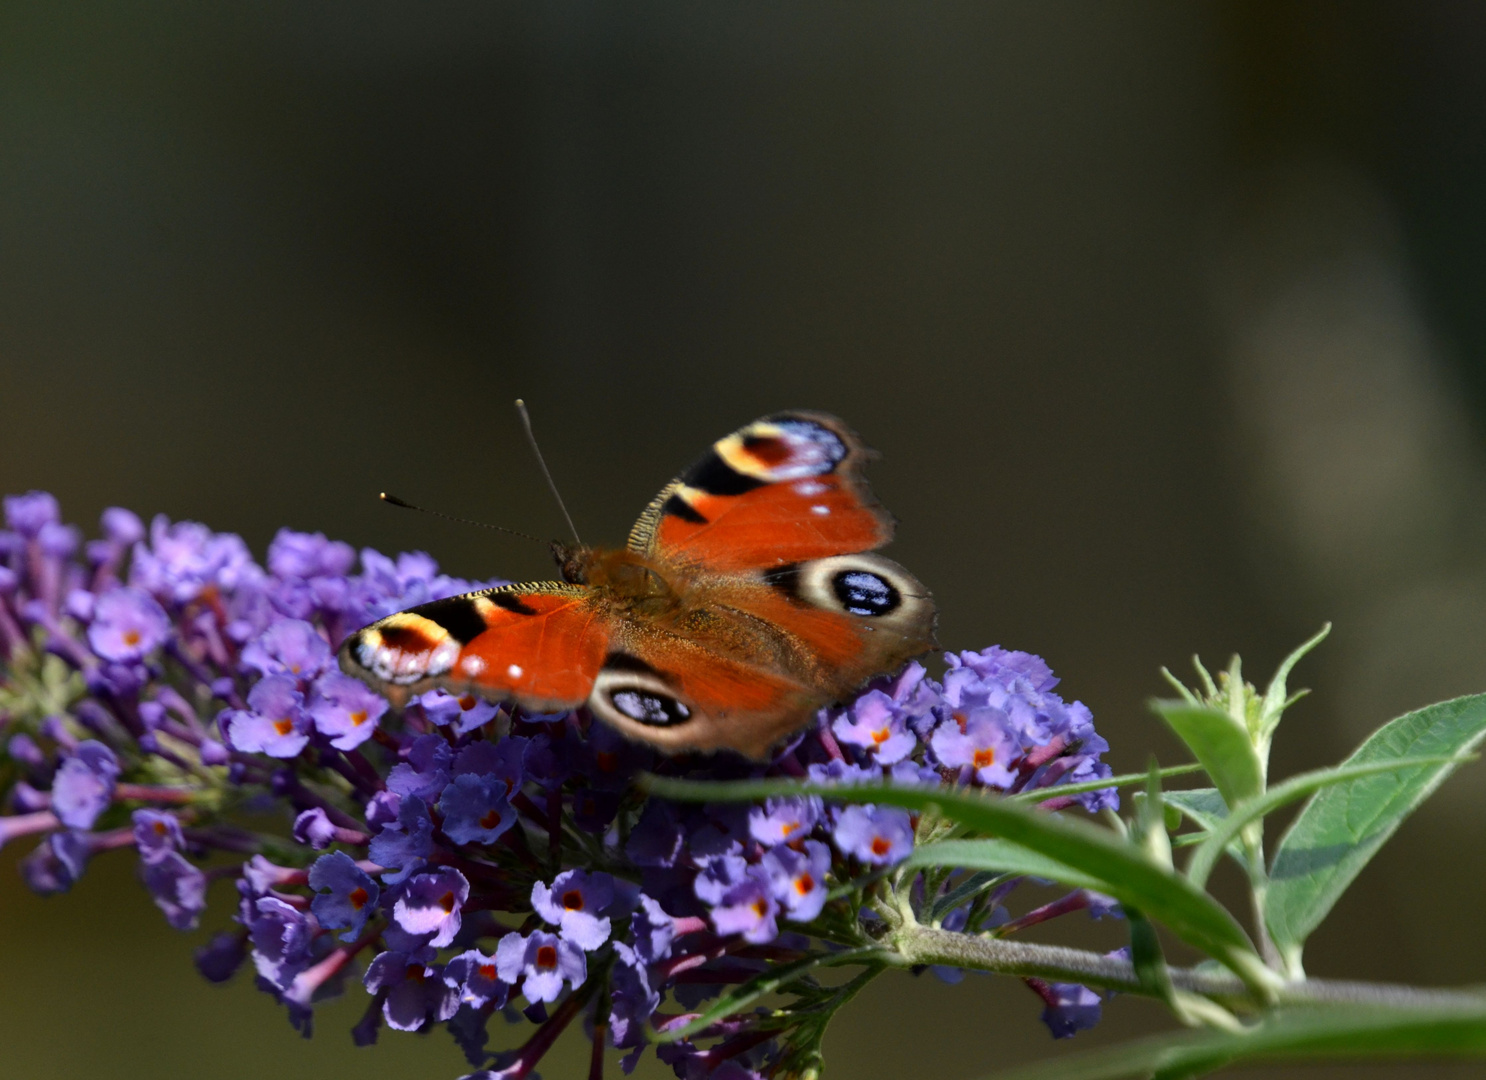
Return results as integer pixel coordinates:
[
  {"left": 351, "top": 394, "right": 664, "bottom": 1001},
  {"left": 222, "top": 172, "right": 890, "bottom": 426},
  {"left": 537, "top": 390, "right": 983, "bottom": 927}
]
[
  {"left": 629, "top": 413, "right": 894, "bottom": 572},
  {"left": 339, "top": 583, "right": 606, "bottom": 710}
]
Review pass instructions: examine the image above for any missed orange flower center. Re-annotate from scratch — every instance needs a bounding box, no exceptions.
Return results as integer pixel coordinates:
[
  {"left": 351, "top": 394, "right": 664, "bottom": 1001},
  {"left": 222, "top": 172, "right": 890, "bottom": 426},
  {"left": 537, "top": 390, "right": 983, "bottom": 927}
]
[
  {"left": 953, "top": 710, "right": 968, "bottom": 733},
  {"left": 536, "top": 945, "right": 558, "bottom": 969},
  {"left": 479, "top": 809, "right": 504, "bottom": 830},
  {"left": 439, "top": 890, "right": 457, "bottom": 913},
  {"left": 349, "top": 710, "right": 368, "bottom": 727},
  {"left": 780, "top": 820, "right": 800, "bottom": 837},
  {"left": 871, "top": 836, "right": 892, "bottom": 857},
  {"left": 870, "top": 727, "right": 891, "bottom": 745},
  {"left": 272, "top": 718, "right": 294, "bottom": 736},
  {"left": 972, "top": 747, "right": 996, "bottom": 770},
  {"left": 123, "top": 629, "right": 141, "bottom": 647},
  {"left": 794, "top": 873, "right": 815, "bottom": 896},
  {"left": 752, "top": 897, "right": 769, "bottom": 917},
  {"left": 562, "top": 889, "right": 585, "bottom": 911},
  {"left": 478, "top": 963, "right": 497, "bottom": 981},
  {"left": 349, "top": 887, "right": 369, "bottom": 910}
]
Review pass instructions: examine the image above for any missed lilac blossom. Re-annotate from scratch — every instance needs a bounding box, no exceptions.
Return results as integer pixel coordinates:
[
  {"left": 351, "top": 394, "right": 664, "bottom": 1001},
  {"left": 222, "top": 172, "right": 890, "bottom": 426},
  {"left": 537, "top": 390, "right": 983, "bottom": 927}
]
[
  {"left": 832, "top": 804, "right": 915, "bottom": 865},
  {"left": 393, "top": 866, "right": 470, "bottom": 947},
  {"left": 223, "top": 674, "right": 311, "bottom": 758},
  {"left": 309, "top": 851, "right": 380, "bottom": 941},
  {"left": 496, "top": 930, "right": 586, "bottom": 1005},
  {"left": 307, "top": 671, "right": 388, "bottom": 750},
  {"left": 86, "top": 587, "right": 171, "bottom": 662},
  {"left": 0, "top": 493, "right": 1126, "bottom": 1080},
  {"left": 51, "top": 741, "right": 119, "bottom": 830},
  {"left": 531, "top": 869, "right": 615, "bottom": 951}
]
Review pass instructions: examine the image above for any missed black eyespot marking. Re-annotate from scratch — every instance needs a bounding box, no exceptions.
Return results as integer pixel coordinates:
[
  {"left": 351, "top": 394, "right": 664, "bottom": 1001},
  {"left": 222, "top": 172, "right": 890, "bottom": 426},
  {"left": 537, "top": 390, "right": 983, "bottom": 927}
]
[
  {"left": 488, "top": 592, "right": 539, "bottom": 616},
  {"left": 831, "top": 570, "right": 900, "bottom": 617},
  {"left": 411, "top": 597, "right": 489, "bottom": 644},
  {"left": 661, "top": 492, "right": 708, "bottom": 525},
  {"left": 609, "top": 687, "right": 691, "bottom": 727},
  {"left": 762, "top": 563, "right": 802, "bottom": 599},
  {"left": 683, "top": 452, "right": 766, "bottom": 496}
]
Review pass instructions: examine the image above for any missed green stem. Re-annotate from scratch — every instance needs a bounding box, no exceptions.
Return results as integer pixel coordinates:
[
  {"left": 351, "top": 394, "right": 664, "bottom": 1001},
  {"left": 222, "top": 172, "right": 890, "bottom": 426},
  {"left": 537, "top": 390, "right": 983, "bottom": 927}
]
[{"left": 891, "top": 924, "right": 1486, "bottom": 1012}]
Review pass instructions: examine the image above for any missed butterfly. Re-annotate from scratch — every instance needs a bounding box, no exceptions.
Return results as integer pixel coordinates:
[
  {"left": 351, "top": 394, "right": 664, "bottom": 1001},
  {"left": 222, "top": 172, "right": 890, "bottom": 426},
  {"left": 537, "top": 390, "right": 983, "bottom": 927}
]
[{"left": 338, "top": 412, "right": 937, "bottom": 758}]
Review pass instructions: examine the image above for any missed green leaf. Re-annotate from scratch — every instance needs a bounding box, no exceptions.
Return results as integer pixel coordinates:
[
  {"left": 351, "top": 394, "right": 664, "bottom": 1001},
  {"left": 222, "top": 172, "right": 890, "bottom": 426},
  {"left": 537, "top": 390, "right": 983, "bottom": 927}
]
[
  {"left": 1162, "top": 787, "right": 1246, "bottom": 870},
  {"left": 1185, "top": 754, "right": 1472, "bottom": 888},
  {"left": 643, "top": 776, "right": 1272, "bottom": 993},
  {"left": 1150, "top": 701, "right": 1265, "bottom": 809},
  {"left": 1003, "top": 763, "right": 1205, "bottom": 803},
  {"left": 1265, "top": 692, "right": 1486, "bottom": 961},
  {"left": 973, "top": 1001, "right": 1486, "bottom": 1080}
]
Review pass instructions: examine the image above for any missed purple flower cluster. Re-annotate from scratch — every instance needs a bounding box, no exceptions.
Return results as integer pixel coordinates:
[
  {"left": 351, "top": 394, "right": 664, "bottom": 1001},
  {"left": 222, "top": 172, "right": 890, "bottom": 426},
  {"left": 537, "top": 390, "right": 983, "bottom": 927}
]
[{"left": 0, "top": 491, "right": 1123, "bottom": 1078}]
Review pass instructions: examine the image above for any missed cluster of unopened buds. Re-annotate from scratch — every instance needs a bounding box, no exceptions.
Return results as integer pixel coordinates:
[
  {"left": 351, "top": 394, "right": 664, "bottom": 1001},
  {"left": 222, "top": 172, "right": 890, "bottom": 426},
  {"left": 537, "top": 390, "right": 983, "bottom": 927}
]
[{"left": 0, "top": 490, "right": 1121, "bottom": 1078}]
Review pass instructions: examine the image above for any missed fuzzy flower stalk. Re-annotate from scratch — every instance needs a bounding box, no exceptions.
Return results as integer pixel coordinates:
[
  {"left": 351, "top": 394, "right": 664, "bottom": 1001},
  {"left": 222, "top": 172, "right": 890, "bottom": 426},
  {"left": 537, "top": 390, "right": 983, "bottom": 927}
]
[{"left": 0, "top": 492, "right": 1123, "bottom": 1079}]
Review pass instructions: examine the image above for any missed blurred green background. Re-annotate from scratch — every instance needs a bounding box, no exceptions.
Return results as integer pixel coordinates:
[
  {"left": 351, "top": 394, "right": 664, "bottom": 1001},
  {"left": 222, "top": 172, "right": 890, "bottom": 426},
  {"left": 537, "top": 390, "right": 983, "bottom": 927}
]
[{"left": 4, "top": 3, "right": 1486, "bottom": 1077}]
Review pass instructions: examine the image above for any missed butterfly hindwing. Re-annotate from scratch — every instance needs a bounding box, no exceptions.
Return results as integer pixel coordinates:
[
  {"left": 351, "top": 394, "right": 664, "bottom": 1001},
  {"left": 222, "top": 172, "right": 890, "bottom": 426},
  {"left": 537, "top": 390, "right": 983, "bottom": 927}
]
[
  {"left": 628, "top": 412, "right": 895, "bottom": 573},
  {"left": 339, "top": 583, "right": 608, "bottom": 710},
  {"left": 584, "top": 553, "right": 935, "bottom": 758}
]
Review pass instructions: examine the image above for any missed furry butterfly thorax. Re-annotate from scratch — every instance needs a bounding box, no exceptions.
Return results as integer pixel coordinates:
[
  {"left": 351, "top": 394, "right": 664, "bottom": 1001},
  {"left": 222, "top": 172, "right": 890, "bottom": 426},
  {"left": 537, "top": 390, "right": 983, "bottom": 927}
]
[{"left": 339, "top": 412, "right": 937, "bottom": 759}]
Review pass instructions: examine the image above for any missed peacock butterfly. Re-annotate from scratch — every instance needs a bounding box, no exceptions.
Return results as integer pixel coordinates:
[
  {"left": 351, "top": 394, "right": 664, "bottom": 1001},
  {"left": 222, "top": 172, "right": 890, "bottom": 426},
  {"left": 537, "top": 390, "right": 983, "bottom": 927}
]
[{"left": 338, "top": 412, "right": 937, "bottom": 758}]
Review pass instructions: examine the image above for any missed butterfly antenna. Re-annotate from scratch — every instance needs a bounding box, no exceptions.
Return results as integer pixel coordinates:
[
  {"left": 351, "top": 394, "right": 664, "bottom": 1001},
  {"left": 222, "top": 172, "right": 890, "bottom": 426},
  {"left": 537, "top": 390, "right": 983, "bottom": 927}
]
[
  {"left": 378, "top": 493, "right": 548, "bottom": 545},
  {"left": 515, "top": 398, "right": 583, "bottom": 546}
]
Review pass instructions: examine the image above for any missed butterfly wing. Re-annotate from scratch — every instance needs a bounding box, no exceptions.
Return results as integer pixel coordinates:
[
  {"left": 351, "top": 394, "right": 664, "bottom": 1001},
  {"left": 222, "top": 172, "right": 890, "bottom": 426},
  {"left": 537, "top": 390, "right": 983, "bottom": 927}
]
[
  {"left": 586, "top": 553, "right": 935, "bottom": 758},
  {"left": 628, "top": 412, "right": 895, "bottom": 573},
  {"left": 339, "top": 582, "right": 609, "bottom": 710}
]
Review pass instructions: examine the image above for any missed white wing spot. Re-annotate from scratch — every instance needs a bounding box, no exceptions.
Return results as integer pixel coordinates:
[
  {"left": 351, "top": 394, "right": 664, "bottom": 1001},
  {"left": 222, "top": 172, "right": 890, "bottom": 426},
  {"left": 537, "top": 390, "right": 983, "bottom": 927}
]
[
  {"left": 793, "top": 480, "right": 827, "bottom": 496},
  {"left": 507, "top": 664, "right": 524, "bottom": 679},
  {"left": 811, "top": 504, "right": 831, "bottom": 516},
  {"left": 461, "top": 655, "right": 486, "bottom": 675}
]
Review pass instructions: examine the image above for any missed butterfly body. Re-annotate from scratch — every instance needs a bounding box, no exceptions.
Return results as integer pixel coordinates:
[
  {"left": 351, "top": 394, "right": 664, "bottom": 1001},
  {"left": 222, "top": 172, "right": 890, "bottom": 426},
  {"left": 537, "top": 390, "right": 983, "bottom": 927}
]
[{"left": 340, "top": 413, "right": 936, "bottom": 758}]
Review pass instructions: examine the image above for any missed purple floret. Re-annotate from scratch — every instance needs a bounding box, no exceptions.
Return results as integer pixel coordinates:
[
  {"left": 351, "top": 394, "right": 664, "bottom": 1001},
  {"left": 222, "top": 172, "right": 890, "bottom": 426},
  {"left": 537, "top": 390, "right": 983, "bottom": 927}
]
[
  {"left": 387, "top": 734, "right": 452, "bottom": 802},
  {"left": 707, "top": 864, "right": 780, "bottom": 944},
  {"left": 930, "top": 707, "right": 1021, "bottom": 788},
  {"left": 4, "top": 491, "right": 60, "bottom": 536},
  {"left": 531, "top": 869, "right": 615, "bottom": 951},
  {"left": 495, "top": 930, "right": 586, "bottom": 1005},
  {"left": 86, "top": 587, "right": 171, "bottom": 662},
  {"left": 309, "top": 851, "right": 380, "bottom": 941},
  {"left": 142, "top": 851, "right": 208, "bottom": 930},
  {"left": 762, "top": 839, "right": 831, "bottom": 922},
  {"left": 131, "top": 809, "right": 184, "bottom": 863},
  {"left": 393, "top": 866, "right": 470, "bottom": 947},
  {"left": 248, "top": 896, "right": 317, "bottom": 992},
  {"left": 437, "top": 773, "right": 516, "bottom": 846},
  {"left": 51, "top": 741, "right": 120, "bottom": 830},
  {"left": 832, "top": 804, "right": 914, "bottom": 866},
  {"left": 443, "top": 949, "right": 509, "bottom": 1010},
  {"left": 306, "top": 671, "right": 388, "bottom": 750},
  {"left": 365, "top": 951, "right": 460, "bottom": 1032},
  {"left": 747, "top": 796, "right": 823, "bottom": 847},
  {"left": 240, "top": 618, "right": 333, "bottom": 680},
  {"left": 368, "top": 796, "right": 434, "bottom": 884},
  {"left": 832, "top": 688, "right": 918, "bottom": 764},
  {"left": 223, "top": 674, "right": 311, "bottom": 758},
  {"left": 1035, "top": 981, "right": 1103, "bottom": 1039},
  {"left": 267, "top": 529, "right": 356, "bottom": 580}
]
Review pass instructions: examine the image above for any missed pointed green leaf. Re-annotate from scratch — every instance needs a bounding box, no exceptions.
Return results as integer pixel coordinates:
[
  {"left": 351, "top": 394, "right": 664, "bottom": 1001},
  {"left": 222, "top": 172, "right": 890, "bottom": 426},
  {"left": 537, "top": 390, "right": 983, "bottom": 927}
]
[
  {"left": 1150, "top": 701, "right": 1265, "bottom": 810},
  {"left": 974, "top": 1001, "right": 1486, "bottom": 1080},
  {"left": 643, "top": 776, "right": 1269, "bottom": 991},
  {"left": 1266, "top": 692, "right": 1486, "bottom": 959},
  {"left": 1186, "top": 754, "right": 1471, "bottom": 888}
]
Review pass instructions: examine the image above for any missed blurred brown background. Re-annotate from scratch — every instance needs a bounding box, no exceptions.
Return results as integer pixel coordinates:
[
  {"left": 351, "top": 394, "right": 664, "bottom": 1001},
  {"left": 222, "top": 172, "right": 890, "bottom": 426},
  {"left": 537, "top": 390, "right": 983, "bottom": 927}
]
[{"left": 3, "top": 3, "right": 1486, "bottom": 1077}]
